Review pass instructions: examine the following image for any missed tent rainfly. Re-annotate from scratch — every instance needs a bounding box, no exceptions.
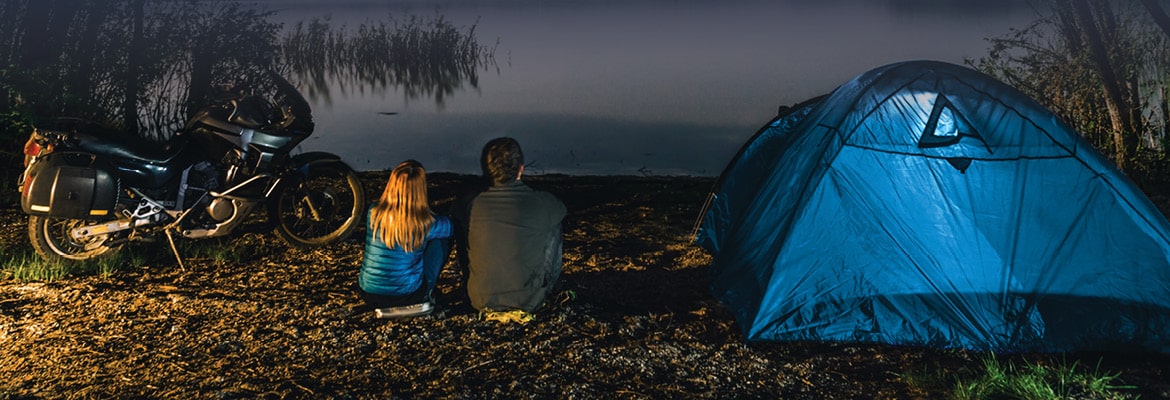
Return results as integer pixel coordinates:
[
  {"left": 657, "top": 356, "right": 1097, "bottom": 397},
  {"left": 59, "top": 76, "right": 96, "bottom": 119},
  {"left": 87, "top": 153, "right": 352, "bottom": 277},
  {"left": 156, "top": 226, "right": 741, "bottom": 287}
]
[{"left": 695, "top": 60, "right": 1170, "bottom": 353}]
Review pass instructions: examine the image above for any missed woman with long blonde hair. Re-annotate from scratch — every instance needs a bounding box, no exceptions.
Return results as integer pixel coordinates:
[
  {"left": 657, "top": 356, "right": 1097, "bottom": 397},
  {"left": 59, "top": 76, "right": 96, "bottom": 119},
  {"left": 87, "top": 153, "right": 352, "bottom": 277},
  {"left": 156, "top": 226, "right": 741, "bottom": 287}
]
[{"left": 358, "top": 160, "right": 452, "bottom": 318}]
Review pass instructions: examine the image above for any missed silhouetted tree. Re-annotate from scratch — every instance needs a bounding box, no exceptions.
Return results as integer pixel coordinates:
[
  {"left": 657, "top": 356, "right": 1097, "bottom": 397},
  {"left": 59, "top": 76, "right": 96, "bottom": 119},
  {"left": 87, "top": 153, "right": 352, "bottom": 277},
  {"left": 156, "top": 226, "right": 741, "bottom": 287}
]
[
  {"left": 971, "top": 0, "right": 1168, "bottom": 173},
  {"left": 123, "top": 0, "right": 145, "bottom": 135},
  {"left": 1065, "top": 0, "right": 1141, "bottom": 170}
]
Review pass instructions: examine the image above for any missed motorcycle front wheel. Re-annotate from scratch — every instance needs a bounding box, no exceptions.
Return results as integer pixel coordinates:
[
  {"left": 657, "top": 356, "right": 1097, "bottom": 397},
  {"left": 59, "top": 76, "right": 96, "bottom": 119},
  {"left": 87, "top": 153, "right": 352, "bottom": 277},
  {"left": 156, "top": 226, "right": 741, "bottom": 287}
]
[
  {"left": 28, "top": 215, "right": 120, "bottom": 263},
  {"left": 270, "top": 164, "right": 365, "bottom": 248}
]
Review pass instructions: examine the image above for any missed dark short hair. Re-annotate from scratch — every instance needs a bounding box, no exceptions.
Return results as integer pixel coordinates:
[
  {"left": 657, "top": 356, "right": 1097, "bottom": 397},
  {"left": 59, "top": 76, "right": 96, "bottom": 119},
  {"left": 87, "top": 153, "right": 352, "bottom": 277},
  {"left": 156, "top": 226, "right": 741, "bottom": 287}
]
[{"left": 482, "top": 137, "right": 524, "bottom": 185}]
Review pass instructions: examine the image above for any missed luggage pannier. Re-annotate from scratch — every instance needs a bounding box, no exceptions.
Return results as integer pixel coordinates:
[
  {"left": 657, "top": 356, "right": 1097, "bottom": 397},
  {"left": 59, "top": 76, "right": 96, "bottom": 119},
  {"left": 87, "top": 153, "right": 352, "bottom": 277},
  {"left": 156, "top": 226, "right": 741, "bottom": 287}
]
[{"left": 21, "top": 152, "right": 118, "bottom": 219}]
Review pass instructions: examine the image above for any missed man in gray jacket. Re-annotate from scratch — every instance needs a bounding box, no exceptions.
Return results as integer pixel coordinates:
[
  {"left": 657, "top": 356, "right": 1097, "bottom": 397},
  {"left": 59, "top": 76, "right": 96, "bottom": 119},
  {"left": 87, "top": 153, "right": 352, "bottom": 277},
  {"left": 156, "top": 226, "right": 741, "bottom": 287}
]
[{"left": 463, "top": 137, "right": 566, "bottom": 313}]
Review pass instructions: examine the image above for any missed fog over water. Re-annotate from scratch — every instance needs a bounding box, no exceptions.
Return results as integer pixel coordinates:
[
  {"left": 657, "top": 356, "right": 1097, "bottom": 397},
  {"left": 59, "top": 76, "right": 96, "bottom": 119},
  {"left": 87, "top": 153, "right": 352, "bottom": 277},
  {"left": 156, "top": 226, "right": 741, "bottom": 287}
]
[{"left": 255, "top": 0, "right": 1038, "bottom": 175}]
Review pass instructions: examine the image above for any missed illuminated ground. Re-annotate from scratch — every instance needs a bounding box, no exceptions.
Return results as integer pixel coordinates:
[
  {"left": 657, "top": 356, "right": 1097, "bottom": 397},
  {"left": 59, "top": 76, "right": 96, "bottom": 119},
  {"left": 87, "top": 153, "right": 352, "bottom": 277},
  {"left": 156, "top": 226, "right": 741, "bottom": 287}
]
[{"left": 1, "top": 173, "right": 1168, "bottom": 399}]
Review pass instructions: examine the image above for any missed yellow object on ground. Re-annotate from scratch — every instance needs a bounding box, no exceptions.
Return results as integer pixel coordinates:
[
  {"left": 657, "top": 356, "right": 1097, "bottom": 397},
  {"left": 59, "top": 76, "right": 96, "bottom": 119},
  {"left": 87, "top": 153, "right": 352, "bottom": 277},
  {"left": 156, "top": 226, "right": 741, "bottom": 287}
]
[{"left": 482, "top": 309, "right": 536, "bottom": 324}]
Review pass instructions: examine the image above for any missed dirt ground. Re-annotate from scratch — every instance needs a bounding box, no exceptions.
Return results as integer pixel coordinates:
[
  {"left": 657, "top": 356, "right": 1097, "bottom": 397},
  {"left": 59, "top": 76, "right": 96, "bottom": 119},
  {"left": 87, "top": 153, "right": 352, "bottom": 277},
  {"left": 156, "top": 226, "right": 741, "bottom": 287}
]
[{"left": 1, "top": 172, "right": 1169, "bottom": 399}]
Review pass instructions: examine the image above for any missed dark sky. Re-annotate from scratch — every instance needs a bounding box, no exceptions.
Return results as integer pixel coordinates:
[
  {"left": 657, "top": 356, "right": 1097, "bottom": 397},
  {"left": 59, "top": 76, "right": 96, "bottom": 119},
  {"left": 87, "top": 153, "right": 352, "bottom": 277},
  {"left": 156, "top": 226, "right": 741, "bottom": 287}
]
[{"left": 257, "top": 0, "right": 1039, "bottom": 175}]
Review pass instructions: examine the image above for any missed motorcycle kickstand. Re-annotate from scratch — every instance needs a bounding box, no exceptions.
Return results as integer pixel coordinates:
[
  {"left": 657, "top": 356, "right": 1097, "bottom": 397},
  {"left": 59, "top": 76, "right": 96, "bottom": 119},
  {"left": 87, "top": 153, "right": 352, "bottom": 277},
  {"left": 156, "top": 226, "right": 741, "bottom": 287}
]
[
  {"left": 160, "top": 201, "right": 198, "bottom": 271},
  {"left": 164, "top": 229, "right": 186, "bottom": 271}
]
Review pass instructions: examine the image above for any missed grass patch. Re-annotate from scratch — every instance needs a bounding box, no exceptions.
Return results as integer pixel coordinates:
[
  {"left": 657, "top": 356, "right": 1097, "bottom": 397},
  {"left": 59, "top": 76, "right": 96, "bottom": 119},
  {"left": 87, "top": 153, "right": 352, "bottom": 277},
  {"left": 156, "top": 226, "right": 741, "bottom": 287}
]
[
  {"left": 1, "top": 242, "right": 146, "bottom": 281},
  {"left": 5, "top": 251, "right": 70, "bottom": 281},
  {"left": 90, "top": 251, "right": 146, "bottom": 278},
  {"left": 900, "top": 354, "right": 1137, "bottom": 400},
  {"left": 173, "top": 237, "right": 252, "bottom": 264},
  {"left": 2, "top": 230, "right": 272, "bottom": 282}
]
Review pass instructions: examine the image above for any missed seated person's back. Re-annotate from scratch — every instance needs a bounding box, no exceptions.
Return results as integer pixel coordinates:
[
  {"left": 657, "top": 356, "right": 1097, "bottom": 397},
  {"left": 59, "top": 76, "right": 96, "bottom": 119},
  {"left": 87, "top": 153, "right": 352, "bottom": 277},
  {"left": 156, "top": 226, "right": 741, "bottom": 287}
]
[{"left": 464, "top": 137, "right": 566, "bottom": 312}]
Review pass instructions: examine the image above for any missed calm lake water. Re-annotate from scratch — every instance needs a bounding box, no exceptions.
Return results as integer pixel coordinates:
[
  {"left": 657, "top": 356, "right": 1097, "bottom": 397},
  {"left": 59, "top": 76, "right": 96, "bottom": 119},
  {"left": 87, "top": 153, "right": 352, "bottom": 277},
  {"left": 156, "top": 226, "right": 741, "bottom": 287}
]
[{"left": 259, "top": 0, "right": 1037, "bottom": 176}]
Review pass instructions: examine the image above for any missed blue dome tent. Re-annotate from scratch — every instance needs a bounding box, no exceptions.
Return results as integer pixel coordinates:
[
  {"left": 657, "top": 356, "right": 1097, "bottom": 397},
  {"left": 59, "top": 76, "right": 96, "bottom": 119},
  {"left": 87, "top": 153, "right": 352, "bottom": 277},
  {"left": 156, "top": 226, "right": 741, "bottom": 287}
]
[{"left": 695, "top": 60, "right": 1170, "bottom": 353}]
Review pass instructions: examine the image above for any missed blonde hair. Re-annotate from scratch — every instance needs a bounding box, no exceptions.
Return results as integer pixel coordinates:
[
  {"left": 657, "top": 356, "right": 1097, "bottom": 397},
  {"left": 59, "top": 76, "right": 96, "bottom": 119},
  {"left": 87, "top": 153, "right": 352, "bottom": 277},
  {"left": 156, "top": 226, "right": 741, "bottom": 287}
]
[{"left": 369, "top": 160, "right": 435, "bottom": 252}]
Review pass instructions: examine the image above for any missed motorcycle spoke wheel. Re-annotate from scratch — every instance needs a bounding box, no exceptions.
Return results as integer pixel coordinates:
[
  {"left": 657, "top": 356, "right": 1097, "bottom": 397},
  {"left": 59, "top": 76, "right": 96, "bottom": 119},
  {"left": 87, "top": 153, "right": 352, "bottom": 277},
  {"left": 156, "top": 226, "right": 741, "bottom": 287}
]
[
  {"left": 29, "top": 215, "right": 118, "bottom": 262},
  {"left": 272, "top": 165, "right": 364, "bottom": 248}
]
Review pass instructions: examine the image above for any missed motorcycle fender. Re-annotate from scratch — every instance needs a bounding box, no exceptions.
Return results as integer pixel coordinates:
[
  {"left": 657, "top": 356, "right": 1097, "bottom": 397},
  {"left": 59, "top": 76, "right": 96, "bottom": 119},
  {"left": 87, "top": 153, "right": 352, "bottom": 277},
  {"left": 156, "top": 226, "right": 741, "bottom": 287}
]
[
  {"left": 267, "top": 152, "right": 349, "bottom": 198},
  {"left": 290, "top": 151, "right": 343, "bottom": 170},
  {"left": 21, "top": 152, "right": 118, "bottom": 219}
]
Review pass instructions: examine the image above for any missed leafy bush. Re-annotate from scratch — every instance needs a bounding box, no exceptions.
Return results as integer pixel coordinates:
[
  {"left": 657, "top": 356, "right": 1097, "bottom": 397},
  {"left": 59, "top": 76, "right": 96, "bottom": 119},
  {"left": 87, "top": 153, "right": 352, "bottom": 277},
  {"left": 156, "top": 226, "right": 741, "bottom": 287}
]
[
  {"left": 0, "top": 99, "right": 34, "bottom": 208},
  {"left": 1129, "top": 147, "right": 1170, "bottom": 196}
]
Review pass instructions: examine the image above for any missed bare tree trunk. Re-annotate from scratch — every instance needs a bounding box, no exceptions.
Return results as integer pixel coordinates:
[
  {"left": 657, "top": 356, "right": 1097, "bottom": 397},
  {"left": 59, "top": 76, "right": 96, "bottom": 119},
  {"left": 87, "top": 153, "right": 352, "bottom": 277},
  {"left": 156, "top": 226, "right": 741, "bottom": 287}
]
[
  {"left": 1070, "top": 0, "right": 1137, "bottom": 170},
  {"left": 16, "top": 0, "right": 69, "bottom": 68},
  {"left": 186, "top": 42, "right": 213, "bottom": 120},
  {"left": 1053, "top": 2, "right": 1085, "bottom": 52},
  {"left": 1097, "top": 0, "right": 1145, "bottom": 149},
  {"left": 1139, "top": 0, "right": 1170, "bottom": 39},
  {"left": 0, "top": 0, "right": 26, "bottom": 66},
  {"left": 122, "top": 0, "right": 145, "bottom": 135},
  {"left": 72, "top": 0, "right": 109, "bottom": 111},
  {"left": 1162, "top": 86, "right": 1170, "bottom": 145}
]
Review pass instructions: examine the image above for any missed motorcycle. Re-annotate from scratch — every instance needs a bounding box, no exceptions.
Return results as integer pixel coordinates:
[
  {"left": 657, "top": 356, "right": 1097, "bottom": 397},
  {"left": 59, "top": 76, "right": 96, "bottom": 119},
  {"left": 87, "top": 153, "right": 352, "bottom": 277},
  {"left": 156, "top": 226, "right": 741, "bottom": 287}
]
[{"left": 16, "top": 71, "right": 365, "bottom": 266}]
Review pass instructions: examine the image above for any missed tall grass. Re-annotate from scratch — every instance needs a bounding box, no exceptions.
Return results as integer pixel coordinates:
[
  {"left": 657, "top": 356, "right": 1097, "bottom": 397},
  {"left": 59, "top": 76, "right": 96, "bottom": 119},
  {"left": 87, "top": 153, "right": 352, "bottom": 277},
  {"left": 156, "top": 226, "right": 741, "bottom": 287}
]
[{"left": 900, "top": 353, "right": 1136, "bottom": 400}]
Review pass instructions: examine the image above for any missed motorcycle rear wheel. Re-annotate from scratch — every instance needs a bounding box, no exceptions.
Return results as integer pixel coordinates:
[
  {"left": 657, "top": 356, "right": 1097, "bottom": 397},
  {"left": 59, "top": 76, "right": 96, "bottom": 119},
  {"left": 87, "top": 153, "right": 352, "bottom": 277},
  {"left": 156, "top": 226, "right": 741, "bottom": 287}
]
[
  {"left": 28, "top": 215, "right": 120, "bottom": 263},
  {"left": 270, "top": 164, "right": 365, "bottom": 248}
]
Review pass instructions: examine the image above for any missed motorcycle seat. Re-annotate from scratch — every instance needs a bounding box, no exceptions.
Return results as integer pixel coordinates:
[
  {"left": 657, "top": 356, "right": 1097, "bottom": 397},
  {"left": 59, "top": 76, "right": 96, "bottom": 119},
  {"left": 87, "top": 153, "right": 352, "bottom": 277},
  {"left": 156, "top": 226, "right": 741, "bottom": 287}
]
[
  {"left": 38, "top": 118, "right": 188, "bottom": 167},
  {"left": 73, "top": 127, "right": 189, "bottom": 167}
]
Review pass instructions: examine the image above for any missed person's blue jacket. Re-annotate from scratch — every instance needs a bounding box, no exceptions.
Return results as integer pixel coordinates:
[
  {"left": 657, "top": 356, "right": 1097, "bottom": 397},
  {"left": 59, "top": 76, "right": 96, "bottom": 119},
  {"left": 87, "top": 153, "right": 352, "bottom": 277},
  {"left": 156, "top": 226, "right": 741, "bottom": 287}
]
[{"left": 359, "top": 212, "right": 453, "bottom": 296}]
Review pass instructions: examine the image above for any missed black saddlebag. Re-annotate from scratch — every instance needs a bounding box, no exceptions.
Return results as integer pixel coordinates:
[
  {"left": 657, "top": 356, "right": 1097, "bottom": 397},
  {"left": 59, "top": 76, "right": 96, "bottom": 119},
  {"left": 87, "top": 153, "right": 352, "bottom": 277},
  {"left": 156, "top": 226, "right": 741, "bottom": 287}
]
[{"left": 21, "top": 152, "right": 118, "bottom": 219}]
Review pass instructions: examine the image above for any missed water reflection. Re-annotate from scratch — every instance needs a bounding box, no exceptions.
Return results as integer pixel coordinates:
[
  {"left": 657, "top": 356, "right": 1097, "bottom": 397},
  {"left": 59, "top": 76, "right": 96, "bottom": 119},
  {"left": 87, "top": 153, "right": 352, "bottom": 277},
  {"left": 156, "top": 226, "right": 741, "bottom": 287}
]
[
  {"left": 0, "top": 0, "right": 494, "bottom": 141},
  {"left": 1, "top": 0, "right": 1040, "bottom": 176},
  {"left": 279, "top": 0, "right": 1038, "bottom": 176},
  {"left": 282, "top": 15, "right": 496, "bottom": 108}
]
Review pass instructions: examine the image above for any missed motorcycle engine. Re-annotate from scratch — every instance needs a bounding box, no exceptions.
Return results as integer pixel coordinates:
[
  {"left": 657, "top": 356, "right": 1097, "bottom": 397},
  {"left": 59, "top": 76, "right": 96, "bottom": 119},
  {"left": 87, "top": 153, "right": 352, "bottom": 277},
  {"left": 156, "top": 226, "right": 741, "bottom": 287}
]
[
  {"left": 183, "top": 161, "right": 226, "bottom": 217},
  {"left": 187, "top": 162, "right": 242, "bottom": 222},
  {"left": 187, "top": 161, "right": 221, "bottom": 195},
  {"left": 206, "top": 197, "right": 234, "bottom": 221}
]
